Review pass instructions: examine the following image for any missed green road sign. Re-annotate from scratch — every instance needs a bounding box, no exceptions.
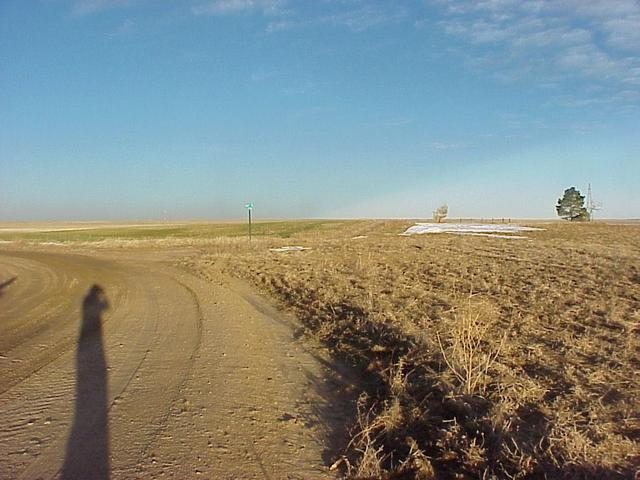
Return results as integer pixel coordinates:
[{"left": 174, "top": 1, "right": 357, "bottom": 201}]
[{"left": 245, "top": 202, "right": 253, "bottom": 210}]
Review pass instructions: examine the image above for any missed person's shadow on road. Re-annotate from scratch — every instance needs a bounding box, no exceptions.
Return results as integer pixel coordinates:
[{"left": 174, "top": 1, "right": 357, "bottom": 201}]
[{"left": 61, "top": 284, "right": 110, "bottom": 480}]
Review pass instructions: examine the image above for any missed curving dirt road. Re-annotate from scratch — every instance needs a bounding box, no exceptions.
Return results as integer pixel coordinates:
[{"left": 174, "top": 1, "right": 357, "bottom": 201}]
[{"left": 0, "top": 248, "right": 351, "bottom": 479}]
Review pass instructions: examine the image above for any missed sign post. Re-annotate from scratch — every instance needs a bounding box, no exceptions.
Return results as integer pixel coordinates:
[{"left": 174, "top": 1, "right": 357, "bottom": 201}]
[{"left": 245, "top": 202, "right": 253, "bottom": 243}]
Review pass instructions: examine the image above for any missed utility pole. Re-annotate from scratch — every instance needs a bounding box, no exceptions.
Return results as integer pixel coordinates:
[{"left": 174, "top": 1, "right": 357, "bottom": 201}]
[{"left": 245, "top": 202, "right": 253, "bottom": 242}]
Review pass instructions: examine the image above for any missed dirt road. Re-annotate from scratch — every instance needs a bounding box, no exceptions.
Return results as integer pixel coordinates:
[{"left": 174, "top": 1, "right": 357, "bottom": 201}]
[{"left": 0, "top": 248, "right": 351, "bottom": 479}]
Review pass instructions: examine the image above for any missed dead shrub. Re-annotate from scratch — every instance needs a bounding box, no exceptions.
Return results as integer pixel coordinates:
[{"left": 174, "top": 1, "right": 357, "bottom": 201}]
[{"left": 437, "top": 296, "right": 509, "bottom": 395}]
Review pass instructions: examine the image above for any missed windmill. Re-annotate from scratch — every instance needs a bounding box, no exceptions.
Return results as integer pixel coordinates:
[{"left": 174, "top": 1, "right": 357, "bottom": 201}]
[{"left": 585, "top": 183, "right": 602, "bottom": 221}]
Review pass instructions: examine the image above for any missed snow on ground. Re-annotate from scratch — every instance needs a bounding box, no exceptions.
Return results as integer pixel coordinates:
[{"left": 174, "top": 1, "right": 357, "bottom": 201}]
[
  {"left": 269, "top": 246, "right": 311, "bottom": 253},
  {"left": 450, "top": 232, "right": 530, "bottom": 240},
  {"left": 401, "top": 223, "right": 544, "bottom": 238}
]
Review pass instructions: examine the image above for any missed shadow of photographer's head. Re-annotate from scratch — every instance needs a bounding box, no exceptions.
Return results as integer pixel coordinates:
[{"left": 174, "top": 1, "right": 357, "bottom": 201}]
[{"left": 84, "top": 284, "right": 109, "bottom": 310}]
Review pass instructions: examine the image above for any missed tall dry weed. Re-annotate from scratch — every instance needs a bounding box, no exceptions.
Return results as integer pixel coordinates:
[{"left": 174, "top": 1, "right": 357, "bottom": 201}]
[{"left": 437, "top": 296, "right": 509, "bottom": 395}]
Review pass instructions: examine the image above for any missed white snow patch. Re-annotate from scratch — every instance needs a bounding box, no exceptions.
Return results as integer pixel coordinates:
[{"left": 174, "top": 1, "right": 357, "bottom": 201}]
[
  {"left": 269, "top": 246, "right": 311, "bottom": 253},
  {"left": 401, "top": 223, "right": 544, "bottom": 237},
  {"left": 450, "top": 232, "right": 530, "bottom": 240}
]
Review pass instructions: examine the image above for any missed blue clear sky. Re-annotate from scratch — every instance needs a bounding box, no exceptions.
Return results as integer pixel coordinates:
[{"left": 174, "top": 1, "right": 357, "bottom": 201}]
[{"left": 1, "top": 0, "right": 638, "bottom": 220}]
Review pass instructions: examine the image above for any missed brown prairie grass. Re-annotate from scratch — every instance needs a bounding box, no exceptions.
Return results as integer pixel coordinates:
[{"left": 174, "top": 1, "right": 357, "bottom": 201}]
[{"left": 191, "top": 220, "right": 640, "bottom": 479}]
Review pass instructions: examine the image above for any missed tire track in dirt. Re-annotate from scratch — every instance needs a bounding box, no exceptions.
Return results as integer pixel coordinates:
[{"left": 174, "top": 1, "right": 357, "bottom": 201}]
[
  {"left": 139, "top": 267, "right": 354, "bottom": 479},
  {"left": 0, "top": 252, "right": 127, "bottom": 395},
  {"left": 105, "top": 269, "right": 203, "bottom": 478}
]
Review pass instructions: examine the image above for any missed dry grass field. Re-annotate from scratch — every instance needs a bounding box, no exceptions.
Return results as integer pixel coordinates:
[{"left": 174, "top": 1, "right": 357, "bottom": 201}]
[{"left": 189, "top": 220, "right": 640, "bottom": 479}]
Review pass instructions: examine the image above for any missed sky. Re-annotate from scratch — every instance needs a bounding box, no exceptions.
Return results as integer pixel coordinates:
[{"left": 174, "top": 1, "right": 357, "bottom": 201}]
[{"left": 1, "top": 0, "right": 639, "bottom": 220}]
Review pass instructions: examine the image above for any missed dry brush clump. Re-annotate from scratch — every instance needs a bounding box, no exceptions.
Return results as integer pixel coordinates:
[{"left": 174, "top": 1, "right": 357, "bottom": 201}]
[
  {"left": 191, "top": 221, "right": 640, "bottom": 479},
  {"left": 436, "top": 297, "right": 509, "bottom": 396}
]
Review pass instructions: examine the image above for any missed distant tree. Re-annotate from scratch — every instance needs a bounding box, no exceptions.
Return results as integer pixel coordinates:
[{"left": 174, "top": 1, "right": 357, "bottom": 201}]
[
  {"left": 556, "top": 187, "right": 589, "bottom": 221},
  {"left": 433, "top": 204, "right": 448, "bottom": 223}
]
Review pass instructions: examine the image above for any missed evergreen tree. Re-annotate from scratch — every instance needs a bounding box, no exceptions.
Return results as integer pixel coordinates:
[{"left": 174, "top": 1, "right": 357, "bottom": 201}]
[{"left": 556, "top": 187, "right": 590, "bottom": 221}]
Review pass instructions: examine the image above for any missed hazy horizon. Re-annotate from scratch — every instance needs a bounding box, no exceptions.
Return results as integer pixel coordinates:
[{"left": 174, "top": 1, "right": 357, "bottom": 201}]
[
  {"left": 2, "top": 215, "right": 639, "bottom": 225},
  {"left": 2, "top": 1, "right": 639, "bottom": 221}
]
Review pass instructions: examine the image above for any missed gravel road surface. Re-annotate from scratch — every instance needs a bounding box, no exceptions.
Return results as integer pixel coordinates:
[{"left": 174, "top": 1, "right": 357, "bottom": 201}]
[{"left": 0, "top": 248, "right": 349, "bottom": 479}]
